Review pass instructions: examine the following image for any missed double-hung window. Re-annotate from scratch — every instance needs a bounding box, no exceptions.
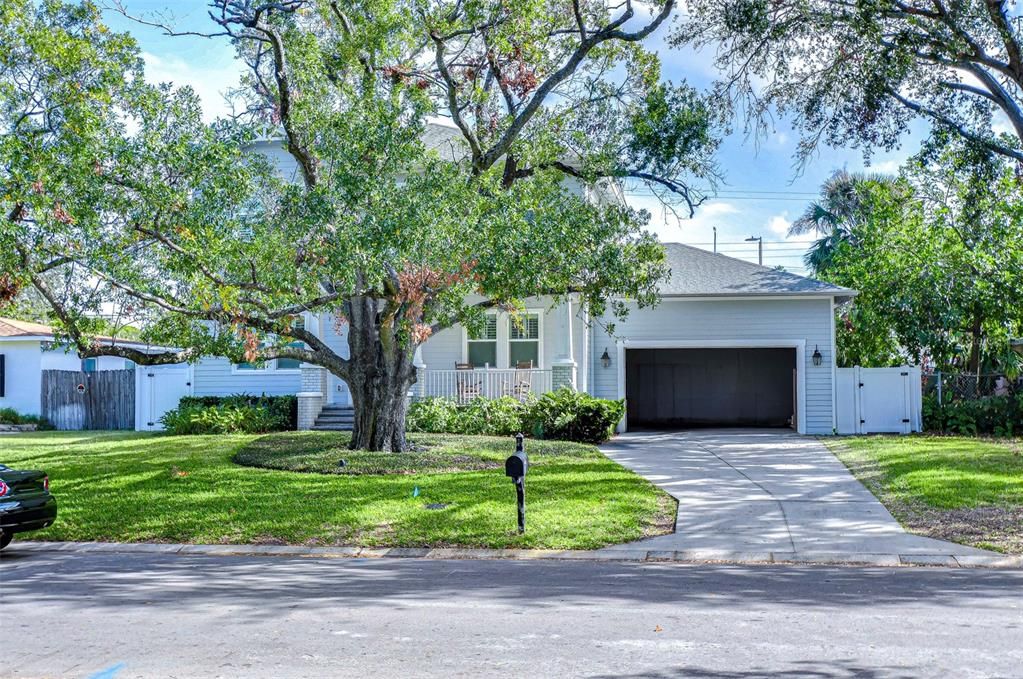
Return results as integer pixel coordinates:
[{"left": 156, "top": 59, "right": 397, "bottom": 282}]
[
  {"left": 466, "top": 314, "right": 498, "bottom": 368},
  {"left": 463, "top": 311, "right": 543, "bottom": 368},
  {"left": 508, "top": 313, "right": 540, "bottom": 367}
]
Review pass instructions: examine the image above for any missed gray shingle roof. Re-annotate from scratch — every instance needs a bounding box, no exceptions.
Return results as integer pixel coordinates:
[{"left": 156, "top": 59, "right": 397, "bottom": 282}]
[{"left": 658, "top": 243, "right": 856, "bottom": 299}]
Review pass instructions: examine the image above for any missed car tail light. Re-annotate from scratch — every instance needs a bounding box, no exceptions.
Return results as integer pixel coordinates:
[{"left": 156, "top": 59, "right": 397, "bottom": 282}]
[
  {"left": 0, "top": 480, "right": 8, "bottom": 497},
  {"left": 43, "top": 476, "right": 49, "bottom": 492}
]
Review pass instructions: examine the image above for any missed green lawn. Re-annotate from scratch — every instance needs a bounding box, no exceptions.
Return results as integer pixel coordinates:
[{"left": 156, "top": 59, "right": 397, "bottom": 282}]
[
  {"left": 825, "top": 435, "right": 1023, "bottom": 553},
  {"left": 1, "top": 431, "right": 675, "bottom": 550}
]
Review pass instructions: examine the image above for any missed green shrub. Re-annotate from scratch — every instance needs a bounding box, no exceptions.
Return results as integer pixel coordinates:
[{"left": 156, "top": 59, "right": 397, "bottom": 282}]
[
  {"left": 405, "top": 397, "right": 458, "bottom": 433},
  {"left": 177, "top": 394, "right": 296, "bottom": 429},
  {"left": 160, "top": 394, "right": 296, "bottom": 435},
  {"left": 451, "top": 396, "right": 527, "bottom": 436},
  {"left": 522, "top": 388, "right": 625, "bottom": 444},
  {"left": 407, "top": 390, "right": 624, "bottom": 444},
  {"left": 0, "top": 407, "right": 52, "bottom": 429},
  {"left": 923, "top": 393, "right": 1023, "bottom": 437}
]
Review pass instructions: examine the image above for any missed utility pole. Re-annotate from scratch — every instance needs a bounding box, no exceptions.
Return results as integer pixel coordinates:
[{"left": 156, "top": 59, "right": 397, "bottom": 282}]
[
  {"left": 746, "top": 235, "right": 763, "bottom": 266},
  {"left": 713, "top": 226, "right": 717, "bottom": 254}
]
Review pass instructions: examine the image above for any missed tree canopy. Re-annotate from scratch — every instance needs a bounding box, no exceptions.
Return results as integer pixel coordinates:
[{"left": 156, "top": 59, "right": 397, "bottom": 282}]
[
  {"left": 2, "top": 0, "right": 717, "bottom": 449},
  {"left": 818, "top": 143, "right": 1023, "bottom": 374},
  {"left": 673, "top": 0, "right": 1023, "bottom": 163}
]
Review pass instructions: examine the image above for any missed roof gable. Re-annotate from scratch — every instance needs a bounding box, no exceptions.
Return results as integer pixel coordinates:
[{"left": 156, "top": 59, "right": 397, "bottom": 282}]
[
  {"left": 0, "top": 318, "right": 53, "bottom": 337},
  {"left": 658, "top": 243, "right": 856, "bottom": 299}
]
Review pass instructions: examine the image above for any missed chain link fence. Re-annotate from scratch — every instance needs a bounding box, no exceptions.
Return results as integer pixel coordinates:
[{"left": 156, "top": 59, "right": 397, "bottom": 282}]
[{"left": 923, "top": 372, "right": 1021, "bottom": 404}]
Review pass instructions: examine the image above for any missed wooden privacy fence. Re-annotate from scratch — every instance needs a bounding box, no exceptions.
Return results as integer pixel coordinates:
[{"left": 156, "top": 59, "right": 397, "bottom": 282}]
[{"left": 41, "top": 369, "right": 135, "bottom": 430}]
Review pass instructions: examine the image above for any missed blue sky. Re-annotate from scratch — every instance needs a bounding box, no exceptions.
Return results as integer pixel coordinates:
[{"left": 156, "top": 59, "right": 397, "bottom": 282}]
[{"left": 104, "top": 2, "right": 923, "bottom": 275}]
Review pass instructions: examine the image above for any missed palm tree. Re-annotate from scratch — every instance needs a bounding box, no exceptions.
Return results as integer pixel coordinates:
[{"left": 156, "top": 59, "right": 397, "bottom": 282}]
[{"left": 791, "top": 170, "right": 895, "bottom": 275}]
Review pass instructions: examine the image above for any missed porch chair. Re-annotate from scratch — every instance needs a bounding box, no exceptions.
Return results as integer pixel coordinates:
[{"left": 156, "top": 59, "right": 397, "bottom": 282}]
[
  {"left": 454, "top": 362, "right": 481, "bottom": 403},
  {"left": 507, "top": 360, "right": 534, "bottom": 401}
]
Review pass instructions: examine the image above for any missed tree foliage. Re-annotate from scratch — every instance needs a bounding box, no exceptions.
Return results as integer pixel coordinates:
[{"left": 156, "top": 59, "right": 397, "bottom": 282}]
[
  {"left": 2, "top": 0, "right": 718, "bottom": 450},
  {"left": 674, "top": 0, "right": 1023, "bottom": 163},
  {"left": 820, "top": 144, "right": 1023, "bottom": 373}
]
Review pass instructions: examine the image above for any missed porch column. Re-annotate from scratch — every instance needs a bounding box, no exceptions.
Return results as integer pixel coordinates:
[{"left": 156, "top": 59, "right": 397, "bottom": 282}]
[
  {"left": 552, "top": 296, "right": 577, "bottom": 391},
  {"left": 412, "top": 345, "right": 426, "bottom": 400},
  {"left": 297, "top": 364, "right": 326, "bottom": 430}
]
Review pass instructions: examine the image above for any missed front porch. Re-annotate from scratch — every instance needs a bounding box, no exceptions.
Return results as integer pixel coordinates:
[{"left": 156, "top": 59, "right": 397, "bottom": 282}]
[
  {"left": 296, "top": 362, "right": 578, "bottom": 430},
  {"left": 296, "top": 297, "right": 586, "bottom": 430},
  {"left": 415, "top": 367, "right": 554, "bottom": 402}
]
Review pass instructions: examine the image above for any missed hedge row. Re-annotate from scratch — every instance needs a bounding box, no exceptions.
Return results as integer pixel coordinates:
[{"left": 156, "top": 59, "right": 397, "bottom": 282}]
[
  {"left": 923, "top": 393, "right": 1023, "bottom": 437},
  {"left": 406, "top": 389, "right": 625, "bottom": 444},
  {"left": 161, "top": 394, "right": 297, "bottom": 435}
]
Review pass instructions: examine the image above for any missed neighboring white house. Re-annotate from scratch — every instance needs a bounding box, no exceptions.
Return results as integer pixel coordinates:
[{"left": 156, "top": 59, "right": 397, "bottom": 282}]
[{"left": 0, "top": 317, "right": 144, "bottom": 417}]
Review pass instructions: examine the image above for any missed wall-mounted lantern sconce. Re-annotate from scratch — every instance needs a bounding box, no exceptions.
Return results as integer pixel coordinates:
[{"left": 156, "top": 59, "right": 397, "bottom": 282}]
[
  {"left": 812, "top": 345, "right": 823, "bottom": 367},
  {"left": 600, "top": 348, "right": 612, "bottom": 369}
]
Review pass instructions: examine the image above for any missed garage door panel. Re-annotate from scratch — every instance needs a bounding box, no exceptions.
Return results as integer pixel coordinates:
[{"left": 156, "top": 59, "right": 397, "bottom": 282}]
[{"left": 626, "top": 348, "right": 795, "bottom": 428}]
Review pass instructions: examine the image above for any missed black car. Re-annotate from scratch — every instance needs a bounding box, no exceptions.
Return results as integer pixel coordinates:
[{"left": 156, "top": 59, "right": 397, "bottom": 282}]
[{"left": 0, "top": 464, "right": 57, "bottom": 549}]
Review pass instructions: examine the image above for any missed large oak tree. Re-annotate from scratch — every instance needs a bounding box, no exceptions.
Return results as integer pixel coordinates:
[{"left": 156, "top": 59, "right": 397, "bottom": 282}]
[{"left": 2, "top": 0, "right": 719, "bottom": 450}]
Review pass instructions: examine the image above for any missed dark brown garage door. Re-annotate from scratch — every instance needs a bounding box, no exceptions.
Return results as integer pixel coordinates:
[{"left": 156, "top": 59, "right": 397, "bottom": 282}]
[{"left": 626, "top": 348, "right": 796, "bottom": 428}]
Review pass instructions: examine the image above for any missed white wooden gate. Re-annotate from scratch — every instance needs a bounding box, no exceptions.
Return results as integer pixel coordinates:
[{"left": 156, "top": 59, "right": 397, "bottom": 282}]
[
  {"left": 135, "top": 365, "right": 191, "bottom": 431},
  {"left": 836, "top": 366, "right": 922, "bottom": 435}
]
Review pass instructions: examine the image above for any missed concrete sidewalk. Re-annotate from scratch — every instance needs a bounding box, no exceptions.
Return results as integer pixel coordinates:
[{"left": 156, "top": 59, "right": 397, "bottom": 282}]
[{"left": 599, "top": 429, "right": 1000, "bottom": 562}]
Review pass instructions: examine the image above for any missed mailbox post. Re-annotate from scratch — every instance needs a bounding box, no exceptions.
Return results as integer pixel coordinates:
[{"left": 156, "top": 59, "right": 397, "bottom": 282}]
[{"left": 505, "top": 433, "right": 529, "bottom": 533}]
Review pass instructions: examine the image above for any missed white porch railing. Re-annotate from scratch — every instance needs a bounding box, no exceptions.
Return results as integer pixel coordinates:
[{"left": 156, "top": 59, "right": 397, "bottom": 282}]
[{"left": 416, "top": 368, "right": 553, "bottom": 403}]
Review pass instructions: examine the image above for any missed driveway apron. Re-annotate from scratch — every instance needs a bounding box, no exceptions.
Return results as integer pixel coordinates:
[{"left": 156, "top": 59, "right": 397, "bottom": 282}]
[{"left": 600, "top": 429, "right": 991, "bottom": 556}]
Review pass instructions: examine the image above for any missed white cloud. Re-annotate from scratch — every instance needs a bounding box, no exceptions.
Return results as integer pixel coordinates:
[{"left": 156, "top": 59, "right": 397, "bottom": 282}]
[
  {"left": 626, "top": 194, "right": 746, "bottom": 243},
  {"left": 142, "top": 51, "right": 244, "bottom": 122},
  {"left": 766, "top": 212, "right": 792, "bottom": 238},
  {"left": 867, "top": 158, "right": 902, "bottom": 174}
]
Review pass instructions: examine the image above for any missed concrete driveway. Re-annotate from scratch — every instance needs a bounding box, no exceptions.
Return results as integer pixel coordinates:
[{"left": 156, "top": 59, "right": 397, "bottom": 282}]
[{"left": 600, "top": 429, "right": 992, "bottom": 559}]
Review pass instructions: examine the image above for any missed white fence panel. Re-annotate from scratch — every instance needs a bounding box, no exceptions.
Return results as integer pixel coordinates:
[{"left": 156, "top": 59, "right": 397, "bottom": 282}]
[
  {"left": 835, "top": 366, "right": 921, "bottom": 435},
  {"left": 136, "top": 365, "right": 191, "bottom": 431}
]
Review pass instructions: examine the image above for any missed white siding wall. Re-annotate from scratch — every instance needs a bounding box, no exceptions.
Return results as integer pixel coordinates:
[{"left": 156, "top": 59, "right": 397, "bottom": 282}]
[
  {"left": 40, "top": 347, "right": 127, "bottom": 372},
  {"left": 589, "top": 298, "right": 836, "bottom": 434},
  {"left": 0, "top": 341, "right": 43, "bottom": 415},
  {"left": 191, "top": 357, "right": 302, "bottom": 397}
]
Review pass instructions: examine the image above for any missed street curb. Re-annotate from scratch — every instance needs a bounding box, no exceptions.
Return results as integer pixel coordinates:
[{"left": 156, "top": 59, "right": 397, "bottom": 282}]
[{"left": 7, "top": 541, "right": 1022, "bottom": 569}]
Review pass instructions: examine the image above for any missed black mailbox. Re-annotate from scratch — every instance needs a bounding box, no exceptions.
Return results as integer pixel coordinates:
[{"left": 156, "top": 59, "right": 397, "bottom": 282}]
[
  {"left": 505, "top": 434, "right": 528, "bottom": 479},
  {"left": 505, "top": 433, "right": 528, "bottom": 533}
]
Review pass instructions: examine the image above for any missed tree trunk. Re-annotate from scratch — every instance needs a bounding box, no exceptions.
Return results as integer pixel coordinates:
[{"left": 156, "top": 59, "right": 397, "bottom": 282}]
[
  {"left": 344, "top": 293, "right": 418, "bottom": 452},
  {"left": 967, "top": 306, "right": 984, "bottom": 377}
]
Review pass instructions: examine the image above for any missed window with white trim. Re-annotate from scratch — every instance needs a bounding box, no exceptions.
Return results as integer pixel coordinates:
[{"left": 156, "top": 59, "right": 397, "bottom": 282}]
[
  {"left": 466, "top": 314, "right": 498, "bottom": 368},
  {"left": 508, "top": 313, "right": 540, "bottom": 367}
]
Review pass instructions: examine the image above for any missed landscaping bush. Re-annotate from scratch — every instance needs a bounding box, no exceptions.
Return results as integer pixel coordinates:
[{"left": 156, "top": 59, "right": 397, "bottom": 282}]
[
  {"left": 923, "top": 393, "right": 1023, "bottom": 437},
  {"left": 406, "top": 390, "right": 624, "bottom": 444},
  {"left": 451, "top": 396, "right": 526, "bottom": 436},
  {"left": 161, "top": 394, "right": 297, "bottom": 435},
  {"left": 0, "top": 407, "right": 52, "bottom": 429},
  {"left": 407, "top": 396, "right": 525, "bottom": 436},
  {"left": 405, "top": 397, "right": 458, "bottom": 433},
  {"left": 522, "top": 388, "right": 625, "bottom": 444}
]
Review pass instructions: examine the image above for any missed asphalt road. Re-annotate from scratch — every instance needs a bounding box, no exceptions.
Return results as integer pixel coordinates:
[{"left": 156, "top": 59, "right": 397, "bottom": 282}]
[{"left": 2, "top": 550, "right": 1022, "bottom": 678}]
